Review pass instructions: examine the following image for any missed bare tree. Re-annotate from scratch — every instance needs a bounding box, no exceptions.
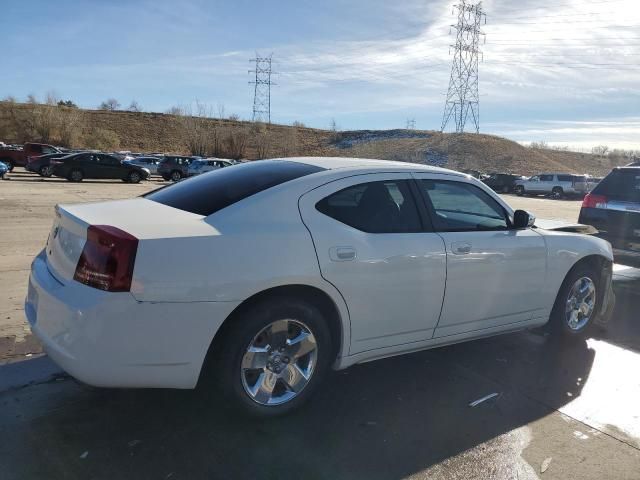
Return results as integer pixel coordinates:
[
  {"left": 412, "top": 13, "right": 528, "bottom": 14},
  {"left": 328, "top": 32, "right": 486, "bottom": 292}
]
[
  {"left": 216, "top": 102, "right": 226, "bottom": 119},
  {"left": 45, "top": 91, "right": 59, "bottom": 106},
  {"left": 2, "top": 95, "right": 17, "bottom": 103},
  {"left": 165, "top": 106, "right": 183, "bottom": 115},
  {"left": 99, "top": 98, "right": 121, "bottom": 111},
  {"left": 177, "top": 101, "right": 217, "bottom": 156},
  {"left": 591, "top": 145, "right": 609, "bottom": 157},
  {"left": 224, "top": 127, "right": 249, "bottom": 159},
  {"left": 127, "top": 100, "right": 142, "bottom": 112},
  {"left": 228, "top": 113, "right": 240, "bottom": 122},
  {"left": 26, "top": 94, "right": 38, "bottom": 104},
  {"left": 292, "top": 120, "right": 306, "bottom": 128}
]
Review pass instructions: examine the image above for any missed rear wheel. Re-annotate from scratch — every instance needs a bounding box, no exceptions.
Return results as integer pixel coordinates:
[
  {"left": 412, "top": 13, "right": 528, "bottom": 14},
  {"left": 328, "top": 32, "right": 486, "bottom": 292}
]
[
  {"left": 548, "top": 263, "right": 600, "bottom": 339},
  {"left": 39, "top": 165, "right": 53, "bottom": 177},
  {"left": 551, "top": 187, "right": 564, "bottom": 199},
  {"left": 127, "top": 171, "right": 142, "bottom": 183},
  {"left": 515, "top": 185, "right": 525, "bottom": 196},
  {"left": 211, "top": 297, "right": 333, "bottom": 417},
  {"left": 68, "top": 169, "right": 83, "bottom": 182},
  {"left": 170, "top": 170, "right": 182, "bottom": 182}
]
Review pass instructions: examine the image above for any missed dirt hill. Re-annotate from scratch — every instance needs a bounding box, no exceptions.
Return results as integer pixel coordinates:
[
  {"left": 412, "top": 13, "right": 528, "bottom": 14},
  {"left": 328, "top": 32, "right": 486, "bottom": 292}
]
[{"left": 0, "top": 102, "right": 626, "bottom": 176}]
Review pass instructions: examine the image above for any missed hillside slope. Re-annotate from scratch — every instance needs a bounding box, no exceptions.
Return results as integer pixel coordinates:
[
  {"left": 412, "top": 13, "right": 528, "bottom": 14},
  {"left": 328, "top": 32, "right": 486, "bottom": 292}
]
[{"left": 0, "top": 102, "right": 625, "bottom": 175}]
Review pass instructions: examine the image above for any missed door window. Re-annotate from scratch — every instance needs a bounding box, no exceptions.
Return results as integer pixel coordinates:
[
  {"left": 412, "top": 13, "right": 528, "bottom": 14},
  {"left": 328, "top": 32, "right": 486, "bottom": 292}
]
[
  {"left": 316, "top": 180, "right": 422, "bottom": 233},
  {"left": 419, "top": 180, "right": 509, "bottom": 232},
  {"left": 540, "top": 174, "right": 554, "bottom": 181}
]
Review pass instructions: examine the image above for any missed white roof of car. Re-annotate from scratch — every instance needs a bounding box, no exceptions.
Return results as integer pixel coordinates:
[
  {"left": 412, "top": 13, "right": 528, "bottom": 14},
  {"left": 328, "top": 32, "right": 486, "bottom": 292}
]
[{"left": 281, "top": 156, "right": 464, "bottom": 176}]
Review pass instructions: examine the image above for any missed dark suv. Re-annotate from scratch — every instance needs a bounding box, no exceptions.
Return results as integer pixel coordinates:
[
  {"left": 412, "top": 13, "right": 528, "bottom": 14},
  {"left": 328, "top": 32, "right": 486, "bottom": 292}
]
[
  {"left": 482, "top": 173, "right": 523, "bottom": 193},
  {"left": 158, "top": 156, "right": 199, "bottom": 182},
  {"left": 579, "top": 166, "right": 640, "bottom": 266}
]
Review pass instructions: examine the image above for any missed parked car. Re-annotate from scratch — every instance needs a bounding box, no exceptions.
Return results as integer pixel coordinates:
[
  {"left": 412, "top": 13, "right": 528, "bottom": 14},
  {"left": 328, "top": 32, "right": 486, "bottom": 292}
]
[
  {"left": 124, "top": 156, "right": 163, "bottom": 175},
  {"left": 0, "top": 142, "right": 62, "bottom": 171},
  {"left": 51, "top": 152, "right": 150, "bottom": 182},
  {"left": 482, "top": 173, "right": 525, "bottom": 193},
  {"left": 514, "top": 173, "right": 590, "bottom": 198},
  {"left": 157, "top": 155, "right": 199, "bottom": 181},
  {"left": 26, "top": 158, "right": 615, "bottom": 416},
  {"left": 0, "top": 160, "right": 8, "bottom": 179},
  {"left": 579, "top": 166, "right": 640, "bottom": 267},
  {"left": 25, "top": 152, "right": 70, "bottom": 177},
  {"left": 187, "top": 158, "right": 234, "bottom": 176}
]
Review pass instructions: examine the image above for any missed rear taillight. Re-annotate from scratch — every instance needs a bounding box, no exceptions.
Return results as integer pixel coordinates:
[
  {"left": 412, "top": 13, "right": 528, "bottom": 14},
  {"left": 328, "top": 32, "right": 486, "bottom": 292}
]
[
  {"left": 74, "top": 225, "right": 138, "bottom": 292},
  {"left": 582, "top": 193, "right": 607, "bottom": 209}
]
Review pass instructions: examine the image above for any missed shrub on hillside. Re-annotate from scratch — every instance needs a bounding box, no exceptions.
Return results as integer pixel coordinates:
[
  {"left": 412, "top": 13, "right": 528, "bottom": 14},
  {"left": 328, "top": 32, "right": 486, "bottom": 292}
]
[{"left": 84, "top": 128, "right": 119, "bottom": 150}]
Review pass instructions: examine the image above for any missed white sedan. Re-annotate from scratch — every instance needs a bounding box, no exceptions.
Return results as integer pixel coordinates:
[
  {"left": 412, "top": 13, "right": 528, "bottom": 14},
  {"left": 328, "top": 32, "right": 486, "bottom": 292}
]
[{"left": 26, "top": 158, "right": 615, "bottom": 416}]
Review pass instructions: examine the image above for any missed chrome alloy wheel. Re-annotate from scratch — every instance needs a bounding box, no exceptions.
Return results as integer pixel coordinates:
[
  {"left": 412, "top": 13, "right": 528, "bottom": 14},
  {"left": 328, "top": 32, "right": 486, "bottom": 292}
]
[
  {"left": 565, "top": 276, "right": 596, "bottom": 331},
  {"left": 241, "top": 319, "right": 318, "bottom": 406}
]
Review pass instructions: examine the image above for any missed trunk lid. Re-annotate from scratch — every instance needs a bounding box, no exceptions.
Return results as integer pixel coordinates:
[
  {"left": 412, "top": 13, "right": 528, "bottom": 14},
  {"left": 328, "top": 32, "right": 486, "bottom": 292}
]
[{"left": 45, "top": 198, "right": 213, "bottom": 283}]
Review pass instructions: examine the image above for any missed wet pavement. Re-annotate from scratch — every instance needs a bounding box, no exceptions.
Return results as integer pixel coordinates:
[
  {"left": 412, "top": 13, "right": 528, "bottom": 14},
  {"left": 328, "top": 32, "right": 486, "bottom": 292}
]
[{"left": 1, "top": 270, "right": 639, "bottom": 479}]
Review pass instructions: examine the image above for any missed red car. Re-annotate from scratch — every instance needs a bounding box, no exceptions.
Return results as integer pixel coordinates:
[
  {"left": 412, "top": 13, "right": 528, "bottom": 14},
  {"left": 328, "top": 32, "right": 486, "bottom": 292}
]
[{"left": 0, "top": 142, "right": 62, "bottom": 170}]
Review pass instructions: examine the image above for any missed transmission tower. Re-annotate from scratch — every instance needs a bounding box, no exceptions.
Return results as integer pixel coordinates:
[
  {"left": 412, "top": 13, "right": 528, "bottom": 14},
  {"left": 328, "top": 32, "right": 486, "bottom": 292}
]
[
  {"left": 441, "top": 1, "right": 486, "bottom": 134},
  {"left": 249, "top": 54, "right": 275, "bottom": 123},
  {"left": 406, "top": 118, "right": 416, "bottom": 130}
]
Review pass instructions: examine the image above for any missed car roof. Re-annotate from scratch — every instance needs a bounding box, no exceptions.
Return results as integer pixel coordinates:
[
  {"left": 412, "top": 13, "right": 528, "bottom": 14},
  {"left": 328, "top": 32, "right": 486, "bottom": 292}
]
[{"left": 282, "top": 157, "right": 464, "bottom": 176}]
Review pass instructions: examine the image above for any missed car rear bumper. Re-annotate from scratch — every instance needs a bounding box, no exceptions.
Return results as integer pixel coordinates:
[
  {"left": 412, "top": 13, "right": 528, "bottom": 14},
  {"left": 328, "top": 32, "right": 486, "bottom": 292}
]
[{"left": 25, "top": 250, "right": 240, "bottom": 389}]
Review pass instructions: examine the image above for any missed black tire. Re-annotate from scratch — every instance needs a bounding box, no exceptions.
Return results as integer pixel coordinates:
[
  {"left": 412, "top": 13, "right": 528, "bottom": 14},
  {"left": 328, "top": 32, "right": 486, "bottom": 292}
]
[
  {"left": 68, "top": 169, "right": 83, "bottom": 182},
  {"left": 502, "top": 185, "right": 510, "bottom": 194},
  {"left": 161, "top": 175, "right": 171, "bottom": 181},
  {"left": 39, "top": 165, "right": 53, "bottom": 177},
  {"left": 515, "top": 185, "right": 525, "bottom": 196},
  {"left": 551, "top": 187, "right": 564, "bottom": 199},
  {"left": 127, "top": 171, "right": 142, "bottom": 183},
  {"left": 548, "top": 263, "right": 601, "bottom": 340},
  {"left": 170, "top": 170, "right": 182, "bottom": 182},
  {"left": 210, "top": 297, "right": 333, "bottom": 417}
]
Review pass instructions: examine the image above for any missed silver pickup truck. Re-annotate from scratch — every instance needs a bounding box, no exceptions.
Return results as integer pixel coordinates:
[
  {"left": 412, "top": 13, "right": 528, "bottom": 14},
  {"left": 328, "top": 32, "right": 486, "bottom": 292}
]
[{"left": 514, "top": 173, "right": 593, "bottom": 198}]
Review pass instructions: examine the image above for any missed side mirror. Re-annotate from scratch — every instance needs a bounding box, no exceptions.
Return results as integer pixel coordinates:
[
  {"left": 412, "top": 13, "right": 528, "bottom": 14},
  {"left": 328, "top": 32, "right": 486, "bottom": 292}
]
[{"left": 513, "top": 210, "right": 535, "bottom": 229}]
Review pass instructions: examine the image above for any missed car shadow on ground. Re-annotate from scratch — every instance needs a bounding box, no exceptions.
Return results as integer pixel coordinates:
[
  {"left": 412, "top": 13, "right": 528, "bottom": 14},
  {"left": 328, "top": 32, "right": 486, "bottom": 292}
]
[{"left": 1, "top": 327, "right": 599, "bottom": 479}]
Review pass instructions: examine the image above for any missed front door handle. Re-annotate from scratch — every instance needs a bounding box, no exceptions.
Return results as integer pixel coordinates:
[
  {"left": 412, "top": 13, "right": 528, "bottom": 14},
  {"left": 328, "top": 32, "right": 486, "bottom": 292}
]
[
  {"left": 451, "top": 242, "right": 471, "bottom": 255},
  {"left": 329, "top": 246, "right": 356, "bottom": 262}
]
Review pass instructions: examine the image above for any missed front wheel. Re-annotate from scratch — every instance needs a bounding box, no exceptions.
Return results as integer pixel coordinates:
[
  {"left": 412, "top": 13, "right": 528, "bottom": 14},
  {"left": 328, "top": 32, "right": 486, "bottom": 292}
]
[
  {"left": 39, "top": 165, "right": 53, "bottom": 177},
  {"left": 170, "top": 170, "right": 182, "bottom": 182},
  {"left": 3, "top": 160, "right": 14, "bottom": 172},
  {"left": 515, "top": 185, "right": 525, "bottom": 196},
  {"left": 548, "top": 263, "right": 600, "bottom": 339},
  {"left": 211, "top": 298, "right": 333, "bottom": 417}
]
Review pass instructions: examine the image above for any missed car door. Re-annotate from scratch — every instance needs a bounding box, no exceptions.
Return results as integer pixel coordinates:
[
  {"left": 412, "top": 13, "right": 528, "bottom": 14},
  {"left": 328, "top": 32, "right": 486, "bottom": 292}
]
[
  {"left": 539, "top": 174, "right": 554, "bottom": 194},
  {"left": 98, "top": 154, "right": 124, "bottom": 179},
  {"left": 299, "top": 173, "right": 447, "bottom": 354},
  {"left": 413, "top": 174, "right": 548, "bottom": 337},
  {"left": 526, "top": 175, "right": 542, "bottom": 192}
]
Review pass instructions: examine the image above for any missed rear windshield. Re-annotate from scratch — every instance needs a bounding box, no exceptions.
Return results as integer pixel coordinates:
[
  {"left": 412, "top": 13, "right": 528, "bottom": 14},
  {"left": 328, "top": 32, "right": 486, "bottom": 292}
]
[
  {"left": 145, "top": 160, "right": 325, "bottom": 216},
  {"left": 593, "top": 168, "right": 640, "bottom": 202}
]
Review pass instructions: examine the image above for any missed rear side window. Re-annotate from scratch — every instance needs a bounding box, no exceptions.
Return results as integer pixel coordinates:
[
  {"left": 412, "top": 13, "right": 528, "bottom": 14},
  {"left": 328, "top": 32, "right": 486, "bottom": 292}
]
[
  {"left": 593, "top": 169, "right": 640, "bottom": 202},
  {"left": 146, "top": 160, "right": 325, "bottom": 216},
  {"left": 316, "top": 180, "right": 422, "bottom": 233},
  {"left": 557, "top": 174, "right": 572, "bottom": 182}
]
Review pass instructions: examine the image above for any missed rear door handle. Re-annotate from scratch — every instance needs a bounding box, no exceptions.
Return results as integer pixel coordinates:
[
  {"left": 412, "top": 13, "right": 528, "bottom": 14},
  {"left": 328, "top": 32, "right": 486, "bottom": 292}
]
[
  {"left": 451, "top": 242, "right": 471, "bottom": 255},
  {"left": 329, "top": 246, "right": 356, "bottom": 262}
]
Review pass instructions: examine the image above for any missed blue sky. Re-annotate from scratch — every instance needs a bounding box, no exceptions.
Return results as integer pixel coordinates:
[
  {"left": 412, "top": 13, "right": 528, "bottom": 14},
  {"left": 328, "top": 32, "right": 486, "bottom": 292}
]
[{"left": 3, "top": 0, "right": 640, "bottom": 149}]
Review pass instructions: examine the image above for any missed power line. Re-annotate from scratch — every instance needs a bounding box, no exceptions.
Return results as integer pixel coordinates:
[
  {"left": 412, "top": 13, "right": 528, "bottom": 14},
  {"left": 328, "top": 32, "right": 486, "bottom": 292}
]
[
  {"left": 441, "top": 0, "right": 486, "bottom": 134},
  {"left": 249, "top": 54, "right": 275, "bottom": 123}
]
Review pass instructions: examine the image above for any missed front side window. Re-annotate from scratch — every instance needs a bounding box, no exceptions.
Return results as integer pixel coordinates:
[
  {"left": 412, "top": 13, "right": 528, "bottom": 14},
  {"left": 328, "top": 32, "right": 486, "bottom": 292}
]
[
  {"left": 540, "top": 174, "right": 554, "bottom": 181},
  {"left": 419, "top": 180, "right": 509, "bottom": 232},
  {"left": 316, "top": 180, "right": 422, "bottom": 234}
]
